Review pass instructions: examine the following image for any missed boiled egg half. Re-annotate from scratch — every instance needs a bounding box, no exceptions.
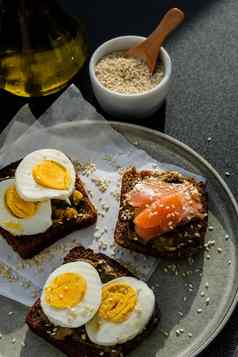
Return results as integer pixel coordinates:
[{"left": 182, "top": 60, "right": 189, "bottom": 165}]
[
  {"left": 15, "top": 149, "right": 76, "bottom": 202},
  {"left": 86, "top": 276, "right": 155, "bottom": 346},
  {"left": 0, "top": 178, "right": 52, "bottom": 235},
  {"left": 41, "top": 261, "right": 102, "bottom": 328}
]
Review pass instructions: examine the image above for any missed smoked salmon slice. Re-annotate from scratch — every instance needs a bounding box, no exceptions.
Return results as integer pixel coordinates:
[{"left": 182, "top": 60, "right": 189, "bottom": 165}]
[
  {"left": 129, "top": 179, "right": 204, "bottom": 241},
  {"left": 127, "top": 179, "right": 189, "bottom": 208}
]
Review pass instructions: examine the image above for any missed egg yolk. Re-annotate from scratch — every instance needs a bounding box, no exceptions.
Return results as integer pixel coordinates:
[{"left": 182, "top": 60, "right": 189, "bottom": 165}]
[
  {"left": 32, "top": 160, "right": 71, "bottom": 190},
  {"left": 45, "top": 272, "right": 87, "bottom": 309},
  {"left": 5, "top": 185, "right": 38, "bottom": 218},
  {"left": 98, "top": 283, "right": 137, "bottom": 323}
]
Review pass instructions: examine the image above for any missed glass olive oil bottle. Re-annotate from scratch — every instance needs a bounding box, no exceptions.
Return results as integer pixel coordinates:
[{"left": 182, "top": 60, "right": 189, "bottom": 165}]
[{"left": 0, "top": 0, "right": 88, "bottom": 97}]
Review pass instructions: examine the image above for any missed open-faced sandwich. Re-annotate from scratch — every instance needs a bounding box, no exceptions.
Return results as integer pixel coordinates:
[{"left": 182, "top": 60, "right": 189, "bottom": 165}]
[
  {"left": 114, "top": 167, "right": 208, "bottom": 258},
  {"left": 26, "top": 245, "right": 160, "bottom": 357},
  {"left": 0, "top": 149, "right": 97, "bottom": 259}
]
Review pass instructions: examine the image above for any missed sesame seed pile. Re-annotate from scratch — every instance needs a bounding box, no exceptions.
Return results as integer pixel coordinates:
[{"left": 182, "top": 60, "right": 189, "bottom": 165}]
[{"left": 95, "top": 51, "right": 164, "bottom": 94}]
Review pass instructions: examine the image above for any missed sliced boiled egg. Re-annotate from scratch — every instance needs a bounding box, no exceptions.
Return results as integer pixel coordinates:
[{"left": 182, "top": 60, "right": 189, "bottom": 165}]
[
  {"left": 86, "top": 276, "right": 155, "bottom": 346},
  {"left": 41, "top": 261, "right": 102, "bottom": 328},
  {"left": 15, "top": 149, "right": 76, "bottom": 202},
  {"left": 0, "top": 179, "right": 52, "bottom": 236}
]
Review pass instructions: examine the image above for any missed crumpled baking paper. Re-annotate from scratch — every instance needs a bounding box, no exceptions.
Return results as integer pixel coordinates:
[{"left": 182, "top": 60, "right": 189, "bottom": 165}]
[{"left": 0, "top": 85, "right": 203, "bottom": 306}]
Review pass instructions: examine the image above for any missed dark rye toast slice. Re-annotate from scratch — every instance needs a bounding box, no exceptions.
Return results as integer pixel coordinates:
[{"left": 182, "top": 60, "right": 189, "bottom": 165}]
[
  {"left": 114, "top": 167, "right": 208, "bottom": 258},
  {"left": 26, "top": 245, "right": 160, "bottom": 357},
  {"left": 0, "top": 161, "right": 97, "bottom": 259}
]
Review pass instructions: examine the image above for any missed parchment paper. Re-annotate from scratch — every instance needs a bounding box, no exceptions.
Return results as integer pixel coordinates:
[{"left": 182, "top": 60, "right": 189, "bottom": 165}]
[{"left": 0, "top": 85, "right": 203, "bottom": 306}]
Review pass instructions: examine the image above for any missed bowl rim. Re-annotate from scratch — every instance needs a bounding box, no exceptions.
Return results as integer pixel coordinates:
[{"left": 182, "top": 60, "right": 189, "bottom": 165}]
[{"left": 89, "top": 35, "right": 172, "bottom": 98}]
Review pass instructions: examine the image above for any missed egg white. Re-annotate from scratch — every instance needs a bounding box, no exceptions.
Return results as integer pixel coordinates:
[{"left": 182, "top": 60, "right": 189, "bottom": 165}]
[
  {"left": 15, "top": 149, "right": 76, "bottom": 202},
  {"left": 0, "top": 179, "right": 52, "bottom": 236},
  {"left": 85, "top": 276, "right": 155, "bottom": 346},
  {"left": 41, "top": 261, "right": 102, "bottom": 328}
]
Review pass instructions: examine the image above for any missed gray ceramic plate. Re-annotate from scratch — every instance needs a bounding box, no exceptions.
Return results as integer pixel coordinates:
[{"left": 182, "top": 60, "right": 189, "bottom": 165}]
[{"left": 0, "top": 121, "right": 238, "bottom": 357}]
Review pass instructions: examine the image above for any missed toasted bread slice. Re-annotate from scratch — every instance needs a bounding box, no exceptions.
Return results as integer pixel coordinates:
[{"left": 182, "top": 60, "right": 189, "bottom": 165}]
[
  {"left": 26, "top": 245, "right": 160, "bottom": 357},
  {"left": 0, "top": 161, "right": 97, "bottom": 259},
  {"left": 114, "top": 167, "right": 208, "bottom": 258}
]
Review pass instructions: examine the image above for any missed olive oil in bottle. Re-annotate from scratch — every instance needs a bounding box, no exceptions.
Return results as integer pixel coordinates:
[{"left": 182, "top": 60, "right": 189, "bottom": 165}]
[{"left": 0, "top": 0, "right": 88, "bottom": 97}]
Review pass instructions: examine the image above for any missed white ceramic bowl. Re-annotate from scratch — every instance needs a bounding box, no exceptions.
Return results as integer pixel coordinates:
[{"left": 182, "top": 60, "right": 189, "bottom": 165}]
[{"left": 89, "top": 36, "right": 172, "bottom": 119}]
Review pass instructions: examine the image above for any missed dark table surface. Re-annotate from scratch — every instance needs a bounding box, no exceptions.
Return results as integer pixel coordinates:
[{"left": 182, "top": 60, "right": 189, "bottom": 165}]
[{"left": 0, "top": 0, "right": 238, "bottom": 356}]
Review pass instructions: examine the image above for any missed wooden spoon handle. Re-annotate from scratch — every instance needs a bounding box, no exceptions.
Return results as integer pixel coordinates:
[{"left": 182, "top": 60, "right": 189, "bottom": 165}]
[
  {"left": 147, "top": 8, "right": 185, "bottom": 50},
  {"left": 128, "top": 8, "right": 184, "bottom": 73}
]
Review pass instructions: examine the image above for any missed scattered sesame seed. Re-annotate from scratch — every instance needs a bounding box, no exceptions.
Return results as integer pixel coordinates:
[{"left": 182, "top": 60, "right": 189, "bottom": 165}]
[
  {"left": 178, "top": 311, "right": 184, "bottom": 317},
  {"left": 208, "top": 226, "right": 214, "bottom": 231},
  {"left": 228, "top": 260, "right": 232, "bottom": 265},
  {"left": 184, "top": 296, "right": 187, "bottom": 302},
  {"left": 180, "top": 328, "right": 184, "bottom": 334},
  {"left": 163, "top": 268, "right": 168, "bottom": 273},
  {"left": 225, "top": 171, "right": 231, "bottom": 177},
  {"left": 160, "top": 329, "right": 169, "bottom": 337},
  {"left": 21, "top": 341, "right": 25, "bottom": 347},
  {"left": 206, "top": 254, "right": 211, "bottom": 260},
  {"left": 188, "top": 333, "right": 193, "bottom": 338},
  {"left": 217, "top": 248, "right": 223, "bottom": 253},
  {"left": 197, "top": 308, "right": 203, "bottom": 314},
  {"left": 176, "top": 330, "right": 180, "bottom": 336},
  {"left": 206, "top": 297, "right": 210, "bottom": 305},
  {"left": 200, "top": 291, "right": 205, "bottom": 297},
  {"left": 8, "top": 311, "right": 14, "bottom": 316},
  {"left": 207, "top": 137, "right": 212, "bottom": 142},
  {"left": 205, "top": 282, "right": 209, "bottom": 289},
  {"left": 0, "top": 333, "right": 2, "bottom": 339},
  {"left": 11, "top": 338, "right": 16, "bottom": 344},
  {"left": 225, "top": 234, "right": 230, "bottom": 240}
]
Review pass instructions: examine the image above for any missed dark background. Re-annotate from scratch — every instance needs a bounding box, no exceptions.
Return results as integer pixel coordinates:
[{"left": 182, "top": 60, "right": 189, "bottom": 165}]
[{"left": 0, "top": 0, "right": 238, "bottom": 356}]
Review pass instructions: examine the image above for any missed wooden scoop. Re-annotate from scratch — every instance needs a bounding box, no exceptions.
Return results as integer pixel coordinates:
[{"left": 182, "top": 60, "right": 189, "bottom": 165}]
[{"left": 127, "top": 8, "right": 184, "bottom": 74}]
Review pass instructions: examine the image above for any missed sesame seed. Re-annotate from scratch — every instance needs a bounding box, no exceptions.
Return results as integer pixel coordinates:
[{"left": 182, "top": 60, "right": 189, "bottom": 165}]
[
  {"left": 176, "top": 330, "right": 180, "bottom": 336},
  {"left": 188, "top": 333, "right": 193, "bottom": 338},
  {"left": 207, "top": 137, "right": 212, "bottom": 142},
  {"left": 8, "top": 311, "right": 14, "bottom": 316},
  {"left": 200, "top": 291, "right": 205, "bottom": 297},
  {"left": 225, "top": 171, "right": 231, "bottom": 177},
  {"left": 0, "top": 333, "right": 2, "bottom": 339},
  {"left": 184, "top": 296, "right": 187, "bottom": 302},
  {"left": 180, "top": 328, "right": 184, "bottom": 333},
  {"left": 160, "top": 329, "right": 169, "bottom": 337},
  {"left": 225, "top": 234, "right": 230, "bottom": 240},
  {"left": 197, "top": 308, "right": 203, "bottom": 314},
  {"left": 206, "top": 297, "right": 210, "bottom": 305},
  {"left": 21, "top": 341, "right": 25, "bottom": 347},
  {"left": 11, "top": 338, "right": 16, "bottom": 344},
  {"left": 178, "top": 311, "right": 184, "bottom": 317},
  {"left": 208, "top": 226, "right": 214, "bottom": 231},
  {"left": 217, "top": 248, "right": 223, "bottom": 253},
  {"left": 205, "top": 282, "right": 209, "bottom": 289},
  {"left": 228, "top": 260, "right": 232, "bottom": 265},
  {"left": 206, "top": 254, "right": 211, "bottom": 260}
]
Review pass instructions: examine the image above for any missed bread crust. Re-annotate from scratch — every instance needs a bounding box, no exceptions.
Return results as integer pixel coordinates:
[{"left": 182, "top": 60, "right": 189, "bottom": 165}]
[
  {"left": 0, "top": 161, "right": 97, "bottom": 259},
  {"left": 26, "top": 245, "right": 160, "bottom": 357},
  {"left": 114, "top": 167, "right": 208, "bottom": 258}
]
